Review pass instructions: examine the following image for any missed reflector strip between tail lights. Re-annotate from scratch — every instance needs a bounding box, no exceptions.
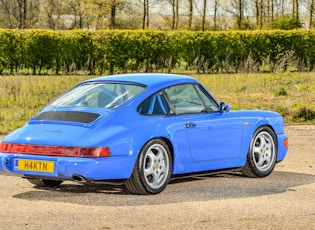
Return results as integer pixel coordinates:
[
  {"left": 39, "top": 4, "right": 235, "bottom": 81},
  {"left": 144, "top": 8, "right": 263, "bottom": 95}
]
[{"left": 0, "top": 142, "right": 110, "bottom": 158}]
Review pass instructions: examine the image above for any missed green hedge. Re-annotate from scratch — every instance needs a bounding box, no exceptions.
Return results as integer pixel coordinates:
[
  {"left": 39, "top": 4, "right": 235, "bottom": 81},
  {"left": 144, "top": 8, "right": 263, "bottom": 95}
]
[{"left": 1, "top": 29, "right": 315, "bottom": 75}]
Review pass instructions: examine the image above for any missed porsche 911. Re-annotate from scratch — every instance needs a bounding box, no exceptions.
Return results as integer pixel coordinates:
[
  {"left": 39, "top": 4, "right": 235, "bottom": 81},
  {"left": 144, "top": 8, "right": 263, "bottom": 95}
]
[{"left": 0, "top": 73, "right": 288, "bottom": 195}]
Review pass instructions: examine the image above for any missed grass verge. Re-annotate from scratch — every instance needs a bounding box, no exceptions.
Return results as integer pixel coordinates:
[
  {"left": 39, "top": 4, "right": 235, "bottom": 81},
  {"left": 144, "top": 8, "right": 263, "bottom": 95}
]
[{"left": 0, "top": 72, "right": 314, "bottom": 134}]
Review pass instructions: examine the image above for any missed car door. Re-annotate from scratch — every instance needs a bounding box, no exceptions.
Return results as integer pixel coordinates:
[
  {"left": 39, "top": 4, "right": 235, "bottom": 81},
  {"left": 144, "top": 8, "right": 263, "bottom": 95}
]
[
  {"left": 164, "top": 84, "right": 243, "bottom": 162},
  {"left": 182, "top": 113, "right": 242, "bottom": 162}
]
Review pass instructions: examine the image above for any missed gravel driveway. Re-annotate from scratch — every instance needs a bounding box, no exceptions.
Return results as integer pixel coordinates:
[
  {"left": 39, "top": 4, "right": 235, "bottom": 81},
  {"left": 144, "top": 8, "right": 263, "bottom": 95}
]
[{"left": 0, "top": 125, "right": 314, "bottom": 229}]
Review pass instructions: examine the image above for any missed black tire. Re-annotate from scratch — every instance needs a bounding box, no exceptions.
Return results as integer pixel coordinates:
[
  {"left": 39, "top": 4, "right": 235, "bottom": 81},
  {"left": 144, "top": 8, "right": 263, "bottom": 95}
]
[
  {"left": 125, "top": 139, "right": 172, "bottom": 195},
  {"left": 27, "top": 178, "right": 63, "bottom": 187},
  {"left": 241, "top": 126, "right": 278, "bottom": 178}
]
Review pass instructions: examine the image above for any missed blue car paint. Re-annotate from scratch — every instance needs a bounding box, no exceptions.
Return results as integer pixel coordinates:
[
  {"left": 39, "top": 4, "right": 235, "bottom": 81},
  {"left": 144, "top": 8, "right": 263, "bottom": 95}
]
[
  {"left": 2, "top": 153, "right": 137, "bottom": 180},
  {"left": 0, "top": 73, "right": 288, "bottom": 181}
]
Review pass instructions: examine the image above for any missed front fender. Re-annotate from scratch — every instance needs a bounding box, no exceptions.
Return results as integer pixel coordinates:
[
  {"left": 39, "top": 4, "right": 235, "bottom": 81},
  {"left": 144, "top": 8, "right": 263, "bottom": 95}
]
[{"left": 238, "top": 112, "right": 286, "bottom": 159}]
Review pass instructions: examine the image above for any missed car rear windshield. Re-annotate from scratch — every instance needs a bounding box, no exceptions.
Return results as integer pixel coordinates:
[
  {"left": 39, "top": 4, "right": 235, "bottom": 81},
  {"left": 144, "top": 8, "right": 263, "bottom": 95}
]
[{"left": 50, "top": 82, "right": 145, "bottom": 109}]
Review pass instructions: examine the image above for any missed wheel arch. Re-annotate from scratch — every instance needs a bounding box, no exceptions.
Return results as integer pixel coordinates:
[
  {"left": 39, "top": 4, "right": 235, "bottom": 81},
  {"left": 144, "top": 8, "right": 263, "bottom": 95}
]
[
  {"left": 139, "top": 136, "right": 175, "bottom": 172},
  {"left": 125, "top": 135, "right": 174, "bottom": 194},
  {"left": 150, "top": 136, "right": 174, "bottom": 160},
  {"left": 241, "top": 124, "right": 279, "bottom": 178},
  {"left": 240, "top": 121, "right": 281, "bottom": 167},
  {"left": 159, "top": 136, "right": 174, "bottom": 164},
  {"left": 249, "top": 124, "right": 279, "bottom": 157},
  {"left": 253, "top": 124, "right": 278, "bottom": 149}
]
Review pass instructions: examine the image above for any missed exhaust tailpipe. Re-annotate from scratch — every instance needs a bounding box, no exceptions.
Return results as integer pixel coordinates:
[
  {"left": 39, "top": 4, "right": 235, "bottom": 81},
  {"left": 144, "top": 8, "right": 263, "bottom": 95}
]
[{"left": 72, "top": 174, "right": 86, "bottom": 182}]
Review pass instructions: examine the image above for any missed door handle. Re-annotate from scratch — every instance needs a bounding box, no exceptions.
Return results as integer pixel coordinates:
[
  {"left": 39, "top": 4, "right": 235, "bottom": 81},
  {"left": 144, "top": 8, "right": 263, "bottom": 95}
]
[{"left": 186, "top": 123, "right": 197, "bottom": 128}]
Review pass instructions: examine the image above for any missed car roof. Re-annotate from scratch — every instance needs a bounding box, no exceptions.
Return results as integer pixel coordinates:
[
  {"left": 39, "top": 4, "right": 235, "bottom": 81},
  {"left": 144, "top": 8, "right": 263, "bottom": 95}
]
[{"left": 84, "top": 73, "right": 199, "bottom": 89}]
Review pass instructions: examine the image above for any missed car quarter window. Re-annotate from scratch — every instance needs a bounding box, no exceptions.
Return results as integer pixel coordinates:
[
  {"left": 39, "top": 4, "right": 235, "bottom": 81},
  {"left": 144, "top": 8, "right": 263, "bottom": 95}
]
[
  {"left": 138, "top": 91, "right": 171, "bottom": 115},
  {"left": 164, "top": 84, "right": 218, "bottom": 114}
]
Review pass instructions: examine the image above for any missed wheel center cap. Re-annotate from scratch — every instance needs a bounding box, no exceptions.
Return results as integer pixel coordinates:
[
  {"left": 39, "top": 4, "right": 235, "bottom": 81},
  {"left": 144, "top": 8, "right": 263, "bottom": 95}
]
[{"left": 155, "top": 163, "right": 159, "bottom": 169}]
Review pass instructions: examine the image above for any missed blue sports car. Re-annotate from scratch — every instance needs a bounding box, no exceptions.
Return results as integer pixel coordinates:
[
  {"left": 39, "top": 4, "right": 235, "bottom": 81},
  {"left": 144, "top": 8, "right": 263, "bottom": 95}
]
[{"left": 0, "top": 73, "right": 288, "bottom": 195}]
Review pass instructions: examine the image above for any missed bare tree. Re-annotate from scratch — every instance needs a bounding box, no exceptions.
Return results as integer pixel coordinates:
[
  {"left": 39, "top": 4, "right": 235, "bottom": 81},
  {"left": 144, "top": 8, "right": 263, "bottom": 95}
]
[
  {"left": 111, "top": 3, "right": 116, "bottom": 29},
  {"left": 168, "top": 0, "right": 179, "bottom": 30},
  {"left": 280, "top": 0, "right": 286, "bottom": 16},
  {"left": 302, "top": 0, "right": 315, "bottom": 28},
  {"left": 310, "top": 0, "right": 314, "bottom": 28},
  {"left": 228, "top": 0, "right": 246, "bottom": 29},
  {"left": 108, "top": 0, "right": 125, "bottom": 29},
  {"left": 238, "top": 0, "right": 244, "bottom": 28},
  {"left": 0, "top": 0, "right": 310, "bottom": 30},
  {"left": 42, "top": 0, "right": 65, "bottom": 29},
  {"left": 309, "top": 0, "right": 315, "bottom": 28},
  {"left": 188, "top": 0, "right": 193, "bottom": 29},
  {"left": 292, "top": 0, "right": 300, "bottom": 21},
  {"left": 214, "top": 0, "right": 220, "bottom": 30},
  {"left": 142, "top": 0, "right": 149, "bottom": 29},
  {"left": 66, "top": 0, "right": 84, "bottom": 28},
  {"left": 271, "top": 0, "right": 275, "bottom": 21},
  {"left": 254, "top": 0, "right": 261, "bottom": 28},
  {"left": 16, "top": 0, "right": 27, "bottom": 29},
  {"left": 202, "top": 0, "right": 207, "bottom": 31},
  {"left": 0, "top": 0, "right": 40, "bottom": 29},
  {"left": 256, "top": 0, "right": 264, "bottom": 29},
  {"left": 189, "top": 0, "right": 207, "bottom": 30},
  {"left": 0, "top": 0, "right": 15, "bottom": 28},
  {"left": 176, "top": 0, "right": 179, "bottom": 29}
]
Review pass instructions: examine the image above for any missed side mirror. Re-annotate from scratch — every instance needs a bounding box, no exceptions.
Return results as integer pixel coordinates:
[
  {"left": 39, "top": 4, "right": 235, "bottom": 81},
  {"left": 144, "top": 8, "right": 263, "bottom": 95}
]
[{"left": 219, "top": 102, "right": 230, "bottom": 113}]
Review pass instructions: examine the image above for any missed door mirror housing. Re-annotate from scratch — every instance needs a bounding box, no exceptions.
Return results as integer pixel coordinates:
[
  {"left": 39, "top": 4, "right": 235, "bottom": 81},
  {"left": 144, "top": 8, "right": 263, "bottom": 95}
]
[{"left": 219, "top": 102, "right": 230, "bottom": 113}]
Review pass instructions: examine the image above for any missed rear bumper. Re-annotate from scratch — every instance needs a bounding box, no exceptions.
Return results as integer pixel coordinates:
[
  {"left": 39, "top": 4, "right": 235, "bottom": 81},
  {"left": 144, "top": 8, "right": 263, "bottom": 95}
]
[{"left": 0, "top": 152, "right": 136, "bottom": 181}]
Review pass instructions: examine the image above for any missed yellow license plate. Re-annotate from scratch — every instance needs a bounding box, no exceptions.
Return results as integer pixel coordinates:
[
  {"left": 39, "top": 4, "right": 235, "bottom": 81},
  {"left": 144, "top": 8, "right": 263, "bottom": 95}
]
[{"left": 15, "top": 159, "right": 54, "bottom": 173}]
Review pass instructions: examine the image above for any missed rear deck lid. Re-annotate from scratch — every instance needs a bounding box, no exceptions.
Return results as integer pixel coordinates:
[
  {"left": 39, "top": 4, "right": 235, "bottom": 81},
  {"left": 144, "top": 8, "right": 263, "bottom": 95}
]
[{"left": 2, "top": 108, "right": 111, "bottom": 146}]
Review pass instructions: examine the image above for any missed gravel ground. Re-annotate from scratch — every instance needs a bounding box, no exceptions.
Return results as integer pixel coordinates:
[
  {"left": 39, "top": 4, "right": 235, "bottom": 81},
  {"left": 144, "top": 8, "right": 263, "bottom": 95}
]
[{"left": 0, "top": 125, "right": 314, "bottom": 230}]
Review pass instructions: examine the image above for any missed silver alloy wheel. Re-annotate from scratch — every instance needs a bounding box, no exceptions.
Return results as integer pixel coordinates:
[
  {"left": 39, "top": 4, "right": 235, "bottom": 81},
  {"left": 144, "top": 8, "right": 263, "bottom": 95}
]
[
  {"left": 125, "top": 138, "right": 172, "bottom": 195},
  {"left": 143, "top": 143, "right": 170, "bottom": 190},
  {"left": 252, "top": 131, "right": 276, "bottom": 172}
]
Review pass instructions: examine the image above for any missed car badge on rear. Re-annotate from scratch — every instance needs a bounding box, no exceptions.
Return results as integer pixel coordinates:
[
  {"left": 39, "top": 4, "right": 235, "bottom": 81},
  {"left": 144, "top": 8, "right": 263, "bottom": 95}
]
[{"left": 37, "top": 129, "right": 62, "bottom": 133}]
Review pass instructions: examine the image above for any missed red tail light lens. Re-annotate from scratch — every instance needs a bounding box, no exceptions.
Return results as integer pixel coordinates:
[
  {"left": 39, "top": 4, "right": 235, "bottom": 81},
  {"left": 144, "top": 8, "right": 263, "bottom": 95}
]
[
  {"left": 0, "top": 142, "right": 9, "bottom": 152},
  {"left": 0, "top": 142, "right": 110, "bottom": 158}
]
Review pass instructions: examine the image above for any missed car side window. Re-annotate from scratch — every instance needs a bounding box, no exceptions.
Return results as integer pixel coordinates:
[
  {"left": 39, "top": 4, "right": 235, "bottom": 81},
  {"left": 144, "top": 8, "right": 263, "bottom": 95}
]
[
  {"left": 164, "top": 84, "right": 207, "bottom": 114},
  {"left": 138, "top": 91, "right": 171, "bottom": 115}
]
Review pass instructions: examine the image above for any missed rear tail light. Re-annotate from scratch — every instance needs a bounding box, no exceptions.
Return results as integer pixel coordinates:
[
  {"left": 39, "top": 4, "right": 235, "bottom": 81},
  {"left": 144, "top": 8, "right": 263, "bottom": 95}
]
[
  {"left": 0, "top": 142, "right": 110, "bottom": 157},
  {"left": 0, "top": 142, "right": 8, "bottom": 152}
]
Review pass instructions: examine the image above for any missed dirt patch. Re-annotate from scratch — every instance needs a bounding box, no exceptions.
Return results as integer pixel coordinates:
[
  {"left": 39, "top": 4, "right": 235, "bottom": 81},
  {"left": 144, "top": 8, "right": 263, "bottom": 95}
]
[
  {"left": 0, "top": 126, "right": 314, "bottom": 229},
  {"left": 279, "top": 125, "right": 315, "bottom": 174}
]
